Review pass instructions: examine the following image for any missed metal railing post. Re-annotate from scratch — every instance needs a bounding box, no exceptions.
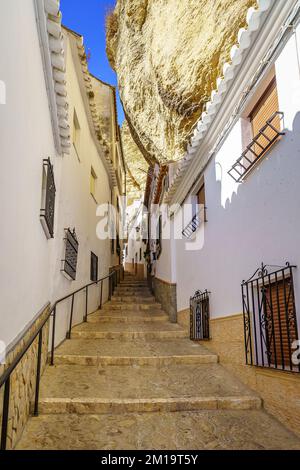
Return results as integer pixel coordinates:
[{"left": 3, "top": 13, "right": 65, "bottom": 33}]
[
  {"left": 50, "top": 306, "right": 56, "bottom": 366},
  {"left": 84, "top": 286, "right": 88, "bottom": 322},
  {"left": 34, "top": 329, "right": 43, "bottom": 416},
  {"left": 99, "top": 280, "right": 103, "bottom": 310},
  {"left": 67, "top": 294, "right": 75, "bottom": 340},
  {"left": 1, "top": 376, "right": 11, "bottom": 451},
  {"left": 109, "top": 275, "right": 112, "bottom": 301}
]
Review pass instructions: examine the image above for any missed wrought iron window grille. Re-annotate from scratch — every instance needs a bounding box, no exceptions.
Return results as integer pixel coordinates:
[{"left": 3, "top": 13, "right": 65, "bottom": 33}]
[
  {"left": 182, "top": 206, "right": 206, "bottom": 239},
  {"left": 40, "top": 158, "right": 56, "bottom": 239},
  {"left": 242, "top": 262, "right": 299, "bottom": 373},
  {"left": 61, "top": 228, "right": 79, "bottom": 281},
  {"left": 228, "top": 112, "right": 285, "bottom": 183},
  {"left": 190, "top": 290, "right": 210, "bottom": 340},
  {"left": 90, "top": 252, "right": 98, "bottom": 282}
]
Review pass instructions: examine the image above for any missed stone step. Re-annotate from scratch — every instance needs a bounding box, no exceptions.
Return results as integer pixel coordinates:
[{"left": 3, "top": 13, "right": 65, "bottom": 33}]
[
  {"left": 102, "top": 302, "right": 161, "bottom": 311},
  {"left": 53, "top": 338, "right": 218, "bottom": 366},
  {"left": 114, "top": 289, "right": 151, "bottom": 295},
  {"left": 87, "top": 311, "right": 169, "bottom": 324},
  {"left": 111, "top": 296, "right": 155, "bottom": 303},
  {"left": 36, "top": 363, "right": 261, "bottom": 414},
  {"left": 17, "top": 410, "right": 300, "bottom": 450}
]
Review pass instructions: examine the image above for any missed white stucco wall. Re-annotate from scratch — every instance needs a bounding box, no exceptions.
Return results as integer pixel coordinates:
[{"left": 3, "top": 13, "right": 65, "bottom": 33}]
[
  {"left": 49, "top": 32, "right": 113, "bottom": 346},
  {"left": 159, "top": 29, "right": 300, "bottom": 321},
  {"left": 0, "top": 0, "right": 59, "bottom": 348},
  {"left": 0, "top": 3, "right": 113, "bottom": 350}
]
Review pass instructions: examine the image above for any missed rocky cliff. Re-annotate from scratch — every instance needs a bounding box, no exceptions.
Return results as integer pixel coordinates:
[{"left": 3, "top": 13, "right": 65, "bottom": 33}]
[
  {"left": 121, "top": 121, "right": 148, "bottom": 205},
  {"left": 107, "top": 0, "right": 257, "bottom": 163}
]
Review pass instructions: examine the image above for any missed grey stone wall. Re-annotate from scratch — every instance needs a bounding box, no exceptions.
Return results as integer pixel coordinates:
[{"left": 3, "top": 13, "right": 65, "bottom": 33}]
[
  {"left": 152, "top": 277, "right": 177, "bottom": 323},
  {"left": 0, "top": 305, "right": 50, "bottom": 449}
]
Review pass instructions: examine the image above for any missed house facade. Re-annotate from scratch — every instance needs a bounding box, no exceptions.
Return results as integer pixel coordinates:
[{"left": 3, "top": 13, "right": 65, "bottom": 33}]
[
  {"left": 0, "top": 0, "right": 125, "bottom": 448},
  {"left": 147, "top": 0, "right": 300, "bottom": 434}
]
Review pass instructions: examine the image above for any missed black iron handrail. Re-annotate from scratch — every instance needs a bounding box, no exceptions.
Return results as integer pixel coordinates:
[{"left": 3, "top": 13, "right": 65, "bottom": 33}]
[
  {"left": 228, "top": 111, "right": 285, "bottom": 182},
  {"left": 0, "top": 265, "right": 124, "bottom": 450}
]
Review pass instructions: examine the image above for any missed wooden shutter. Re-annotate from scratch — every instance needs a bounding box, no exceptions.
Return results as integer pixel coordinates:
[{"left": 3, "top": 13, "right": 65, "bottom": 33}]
[
  {"left": 250, "top": 78, "right": 280, "bottom": 152},
  {"left": 264, "top": 278, "right": 298, "bottom": 367},
  {"left": 197, "top": 184, "right": 206, "bottom": 222}
]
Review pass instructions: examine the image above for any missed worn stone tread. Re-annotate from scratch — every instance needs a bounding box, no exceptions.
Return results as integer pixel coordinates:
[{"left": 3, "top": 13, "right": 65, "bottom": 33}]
[{"left": 16, "top": 411, "right": 300, "bottom": 450}]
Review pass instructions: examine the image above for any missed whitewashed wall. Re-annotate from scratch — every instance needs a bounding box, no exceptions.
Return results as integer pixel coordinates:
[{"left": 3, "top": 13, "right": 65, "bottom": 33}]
[
  {"left": 0, "top": 0, "right": 59, "bottom": 348},
  {"left": 159, "top": 28, "right": 300, "bottom": 321},
  {"left": 50, "top": 32, "right": 112, "bottom": 346},
  {"left": 0, "top": 3, "right": 113, "bottom": 350}
]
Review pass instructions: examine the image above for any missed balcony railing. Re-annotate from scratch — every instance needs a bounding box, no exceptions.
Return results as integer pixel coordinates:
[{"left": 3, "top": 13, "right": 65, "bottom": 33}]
[
  {"left": 228, "top": 112, "right": 285, "bottom": 183},
  {"left": 190, "top": 290, "right": 210, "bottom": 340},
  {"left": 242, "top": 262, "right": 299, "bottom": 373},
  {"left": 40, "top": 158, "right": 56, "bottom": 238},
  {"left": 182, "top": 207, "right": 205, "bottom": 239},
  {"left": 61, "top": 228, "right": 79, "bottom": 281}
]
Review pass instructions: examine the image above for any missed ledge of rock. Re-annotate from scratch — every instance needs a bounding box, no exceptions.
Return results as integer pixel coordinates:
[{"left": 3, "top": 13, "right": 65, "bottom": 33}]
[{"left": 107, "top": 0, "right": 257, "bottom": 163}]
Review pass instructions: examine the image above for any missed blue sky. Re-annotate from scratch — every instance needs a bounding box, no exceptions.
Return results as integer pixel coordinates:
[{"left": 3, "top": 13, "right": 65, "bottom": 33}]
[{"left": 60, "top": 0, "right": 125, "bottom": 124}]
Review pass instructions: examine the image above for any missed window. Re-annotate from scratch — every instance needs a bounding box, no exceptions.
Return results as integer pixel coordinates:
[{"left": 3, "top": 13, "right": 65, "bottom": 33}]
[
  {"left": 90, "top": 252, "right": 98, "bottom": 282},
  {"left": 90, "top": 167, "right": 97, "bottom": 200},
  {"left": 228, "top": 75, "right": 284, "bottom": 182},
  {"left": 61, "top": 228, "right": 79, "bottom": 281},
  {"left": 40, "top": 158, "right": 56, "bottom": 239},
  {"left": 264, "top": 279, "right": 298, "bottom": 368},
  {"left": 190, "top": 290, "right": 210, "bottom": 340},
  {"left": 196, "top": 183, "right": 206, "bottom": 221},
  {"left": 139, "top": 248, "right": 142, "bottom": 261},
  {"left": 156, "top": 215, "right": 162, "bottom": 259},
  {"left": 242, "top": 263, "right": 299, "bottom": 372},
  {"left": 249, "top": 77, "right": 280, "bottom": 155},
  {"left": 73, "top": 109, "right": 81, "bottom": 158},
  {"left": 183, "top": 182, "right": 206, "bottom": 239}
]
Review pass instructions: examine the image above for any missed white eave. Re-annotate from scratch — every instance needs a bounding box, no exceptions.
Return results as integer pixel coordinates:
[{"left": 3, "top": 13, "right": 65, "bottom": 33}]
[
  {"left": 164, "top": 0, "right": 298, "bottom": 207},
  {"left": 67, "top": 32, "right": 117, "bottom": 187},
  {"left": 35, "top": 0, "right": 71, "bottom": 155}
]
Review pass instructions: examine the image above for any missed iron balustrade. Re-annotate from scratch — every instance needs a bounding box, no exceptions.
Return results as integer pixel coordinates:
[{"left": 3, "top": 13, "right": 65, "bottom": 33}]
[
  {"left": 61, "top": 228, "right": 79, "bottom": 281},
  {"left": 190, "top": 290, "right": 210, "bottom": 340},
  {"left": 228, "top": 111, "right": 285, "bottom": 182},
  {"left": 0, "top": 265, "right": 124, "bottom": 451},
  {"left": 242, "top": 263, "right": 299, "bottom": 373},
  {"left": 40, "top": 158, "right": 56, "bottom": 238},
  {"left": 182, "top": 207, "right": 206, "bottom": 239}
]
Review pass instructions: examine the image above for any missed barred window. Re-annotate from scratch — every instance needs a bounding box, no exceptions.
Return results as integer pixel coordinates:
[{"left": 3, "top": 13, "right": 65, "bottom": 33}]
[
  {"left": 61, "top": 229, "right": 79, "bottom": 281},
  {"left": 90, "top": 252, "right": 98, "bottom": 282},
  {"left": 40, "top": 158, "right": 56, "bottom": 239}
]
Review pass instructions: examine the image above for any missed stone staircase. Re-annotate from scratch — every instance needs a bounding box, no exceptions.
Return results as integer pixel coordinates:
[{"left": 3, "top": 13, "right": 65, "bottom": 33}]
[{"left": 17, "top": 273, "right": 300, "bottom": 449}]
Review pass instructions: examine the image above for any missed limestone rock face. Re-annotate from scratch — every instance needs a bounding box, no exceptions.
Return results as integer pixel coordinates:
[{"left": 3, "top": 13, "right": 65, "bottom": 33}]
[
  {"left": 107, "top": 0, "right": 257, "bottom": 163},
  {"left": 121, "top": 121, "right": 148, "bottom": 205}
]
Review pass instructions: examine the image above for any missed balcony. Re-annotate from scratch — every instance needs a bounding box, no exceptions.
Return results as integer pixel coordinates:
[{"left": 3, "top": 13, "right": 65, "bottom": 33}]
[
  {"left": 228, "top": 112, "right": 285, "bottom": 183},
  {"left": 182, "top": 207, "right": 206, "bottom": 239}
]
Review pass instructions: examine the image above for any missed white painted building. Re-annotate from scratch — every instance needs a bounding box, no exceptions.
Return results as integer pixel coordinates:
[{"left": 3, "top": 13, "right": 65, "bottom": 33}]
[
  {"left": 148, "top": 0, "right": 300, "bottom": 433},
  {"left": 0, "top": 0, "right": 124, "bottom": 351}
]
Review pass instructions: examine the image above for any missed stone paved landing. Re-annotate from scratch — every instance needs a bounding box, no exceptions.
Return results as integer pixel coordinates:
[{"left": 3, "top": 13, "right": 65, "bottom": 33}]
[{"left": 17, "top": 411, "right": 300, "bottom": 450}]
